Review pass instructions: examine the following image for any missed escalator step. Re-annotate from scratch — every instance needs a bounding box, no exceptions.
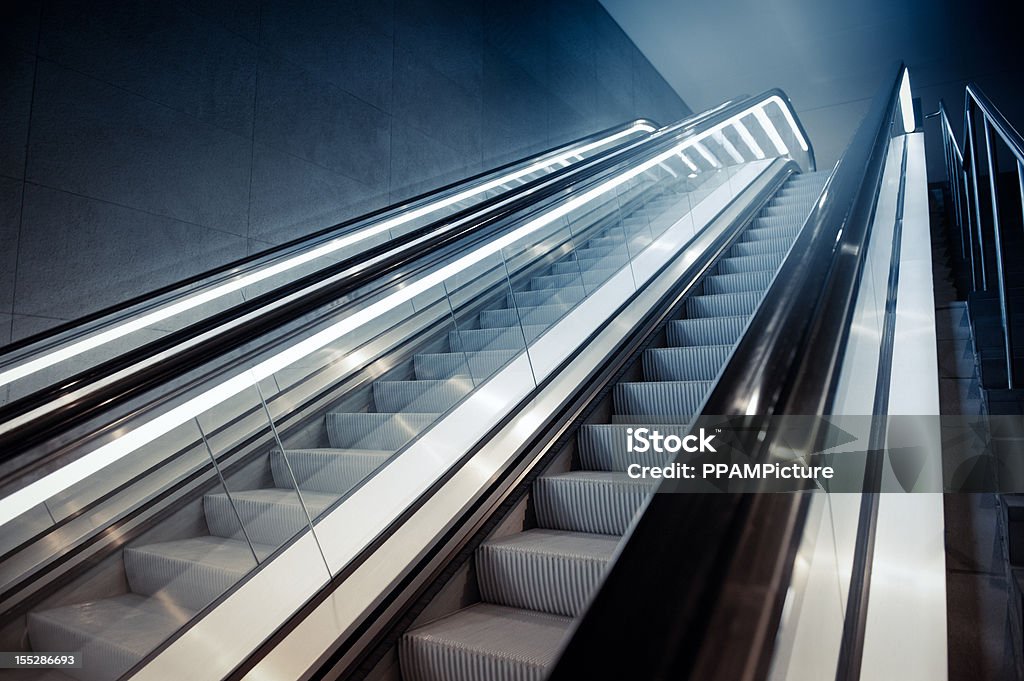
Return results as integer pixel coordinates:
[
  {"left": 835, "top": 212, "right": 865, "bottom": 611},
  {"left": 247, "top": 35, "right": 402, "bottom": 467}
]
[
  {"left": 124, "top": 536, "right": 272, "bottom": 611},
  {"left": 534, "top": 471, "right": 652, "bottom": 535},
  {"left": 686, "top": 291, "right": 761, "bottom": 317},
  {"left": 716, "top": 252, "right": 785, "bottom": 274},
  {"left": 28, "top": 595, "right": 190, "bottom": 681},
  {"left": 729, "top": 237, "right": 792, "bottom": 257},
  {"left": 551, "top": 258, "right": 621, "bottom": 276},
  {"left": 614, "top": 380, "right": 711, "bottom": 417},
  {"left": 373, "top": 378, "right": 472, "bottom": 413},
  {"left": 414, "top": 349, "right": 518, "bottom": 380},
  {"left": 448, "top": 326, "right": 546, "bottom": 352},
  {"left": 577, "top": 424, "right": 689, "bottom": 471},
  {"left": 477, "top": 529, "right": 618, "bottom": 617},
  {"left": 270, "top": 448, "right": 391, "bottom": 493},
  {"left": 204, "top": 488, "right": 338, "bottom": 546},
  {"left": 643, "top": 345, "right": 733, "bottom": 381},
  {"left": 326, "top": 412, "right": 439, "bottom": 450},
  {"left": 667, "top": 315, "right": 748, "bottom": 347},
  {"left": 529, "top": 268, "right": 617, "bottom": 291},
  {"left": 479, "top": 303, "right": 571, "bottom": 329},
  {"left": 703, "top": 270, "right": 774, "bottom": 294},
  {"left": 741, "top": 224, "right": 801, "bottom": 243},
  {"left": 399, "top": 603, "right": 571, "bottom": 681},
  {"left": 507, "top": 286, "right": 586, "bottom": 309}
]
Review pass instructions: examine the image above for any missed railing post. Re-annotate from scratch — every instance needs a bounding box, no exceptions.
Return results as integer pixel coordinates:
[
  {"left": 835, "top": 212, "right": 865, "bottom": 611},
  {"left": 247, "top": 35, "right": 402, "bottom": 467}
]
[
  {"left": 963, "top": 166, "right": 978, "bottom": 290},
  {"left": 983, "top": 119, "right": 1015, "bottom": 389},
  {"left": 967, "top": 105, "right": 989, "bottom": 290}
]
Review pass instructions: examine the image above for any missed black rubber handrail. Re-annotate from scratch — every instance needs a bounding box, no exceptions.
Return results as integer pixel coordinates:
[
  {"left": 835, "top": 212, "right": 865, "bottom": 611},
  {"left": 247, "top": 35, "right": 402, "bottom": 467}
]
[
  {"left": 547, "top": 63, "right": 906, "bottom": 681},
  {"left": 0, "top": 89, "right": 812, "bottom": 480},
  {"left": 0, "top": 119, "right": 658, "bottom": 360}
]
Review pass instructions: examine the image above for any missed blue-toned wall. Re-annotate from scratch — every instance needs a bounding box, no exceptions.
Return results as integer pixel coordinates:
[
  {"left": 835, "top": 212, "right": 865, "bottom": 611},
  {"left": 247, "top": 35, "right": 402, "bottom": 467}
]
[{"left": 0, "top": 0, "right": 689, "bottom": 343}]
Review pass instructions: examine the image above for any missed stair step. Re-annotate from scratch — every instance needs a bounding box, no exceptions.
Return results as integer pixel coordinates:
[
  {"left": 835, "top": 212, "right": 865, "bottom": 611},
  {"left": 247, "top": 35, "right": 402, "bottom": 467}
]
[
  {"left": 124, "top": 536, "right": 272, "bottom": 611},
  {"left": 577, "top": 424, "right": 690, "bottom": 471},
  {"left": 529, "top": 268, "right": 618, "bottom": 291},
  {"left": 414, "top": 349, "right": 518, "bottom": 380},
  {"left": 399, "top": 603, "right": 572, "bottom": 681},
  {"left": 667, "top": 316, "right": 748, "bottom": 346},
  {"left": 28, "top": 594, "right": 190, "bottom": 681},
  {"left": 614, "top": 380, "right": 712, "bottom": 417},
  {"left": 534, "top": 471, "right": 652, "bottom": 535},
  {"left": 551, "top": 256, "right": 622, "bottom": 276},
  {"left": 703, "top": 270, "right": 774, "bottom": 294},
  {"left": 479, "top": 303, "right": 571, "bottom": 329},
  {"left": 204, "top": 488, "right": 338, "bottom": 545},
  {"left": 326, "top": 412, "right": 439, "bottom": 450},
  {"left": 373, "top": 378, "right": 472, "bottom": 413},
  {"left": 270, "top": 448, "right": 391, "bottom": 493},
  {"left": 687, "top": 291, "right": 762, "bottom": 317},
  {"left": 476, "top": 529, "right": 619, "bottom": 617},
  {"left": 742, "top": 224, "right": 801, "bottom": 243},
  {"left": 643, "top": 345, "right": 734, "bottom": 381},
  {"left": 716, "top": 252, "right": 785, "bottom": 274}
]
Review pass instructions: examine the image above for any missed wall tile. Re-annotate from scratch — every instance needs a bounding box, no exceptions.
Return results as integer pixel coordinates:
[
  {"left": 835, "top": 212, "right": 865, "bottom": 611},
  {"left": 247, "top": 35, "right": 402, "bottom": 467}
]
[
  {"left": 14, "top": 184, "right": 247, "bottom": 321},
  {"left": 261, "top": 0, "right": 393, "bottom": 112},
  {"left": 393, "top": 50, "right": 482, "bottom": 159},
  {"left": 184, "top": 0, "right": 260, "bottom": 43},
  {"left": 248, "top": 144, "right": 387, "bottom": 245},
  {"left": 255, "top": 52, "right": 391, "bottom": 191},
  {"left": 483, "top": 0, "right": 547, "bottom": 87},
  {"left": 482, "top": 49, "right": 548, "bottom": 144},
  {"left": 0, "top": 176, "right": 21, "bottom": 314},
  {"left": 9, "top": 312, "right": 66, "bottom": 343},
  {"left": 0, "top": 313, "right": 10, "bottom": 346},
  {"left": 389, "top": 126, "right": 469, "bottom": 204},
  {"left": 39, "top": 0, "right": 258, "bottom": 137},
  {"left": 0, "top": 49, "right": 35, "bottom": 179},
  {"left": 27, "top": 61, "right": 252, "bottom": 235},
  {"left": 395, "top": 0, "right": 482, "bottom": 94}
]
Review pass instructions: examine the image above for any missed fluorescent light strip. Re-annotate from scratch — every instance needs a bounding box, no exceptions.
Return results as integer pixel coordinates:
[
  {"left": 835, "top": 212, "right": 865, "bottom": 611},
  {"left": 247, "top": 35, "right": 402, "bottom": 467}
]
[
  {"left": 754, "top": 106, "right": 789, "bottom": 155},
  {"left": 0, "top": 136, "right": 698, "bottom": 526},
  {"left": 693, "top": 142, "right": 721, "bottom": 168},
  {"left": 764, "top": 95, "right": 809, "bottom": 152},
  {"left": 713, "top": 131, "right": 745, "bottom": 164},
  {"left": 678, "top": 152, "right": 699, "bottom": 172},
  {"left": 0, "top": 124, "right": 655, "bottom": 391},
  {"left": 733, "top": 120, "right": 766, "bottom": 159},
  {"left": 899, "top": 70, "right": 915, "bottom": 134}
]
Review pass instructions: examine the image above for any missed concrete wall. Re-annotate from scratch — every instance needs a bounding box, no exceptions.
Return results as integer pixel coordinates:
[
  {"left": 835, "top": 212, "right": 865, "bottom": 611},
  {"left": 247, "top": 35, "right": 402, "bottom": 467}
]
[{"left": 0, "top": 0, "right": 689, "bottom": 343}]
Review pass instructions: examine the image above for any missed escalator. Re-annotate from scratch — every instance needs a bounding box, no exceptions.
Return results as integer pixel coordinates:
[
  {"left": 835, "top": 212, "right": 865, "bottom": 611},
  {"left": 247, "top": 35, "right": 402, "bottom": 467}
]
[{"left": 0, "top": 63, "right": 938, "bottom": 681}]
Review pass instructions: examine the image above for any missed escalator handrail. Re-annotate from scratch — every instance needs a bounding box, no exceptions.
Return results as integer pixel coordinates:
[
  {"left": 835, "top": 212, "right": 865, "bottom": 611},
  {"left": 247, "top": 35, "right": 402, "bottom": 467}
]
[
  {"left": 0, "top": 88, "right": 813, "bottom": 488},
  {"left": 0, "top": 119, "right": 658, "bottom": 363},
  {"left": 547, "top": 63, "right": 908, "bottom": 680}
]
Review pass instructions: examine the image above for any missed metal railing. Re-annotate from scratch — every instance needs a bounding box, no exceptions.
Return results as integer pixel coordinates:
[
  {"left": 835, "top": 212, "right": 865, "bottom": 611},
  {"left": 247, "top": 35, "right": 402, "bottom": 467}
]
[{"left": 932, "top": 85, "right": 1024, "bottom": 388}]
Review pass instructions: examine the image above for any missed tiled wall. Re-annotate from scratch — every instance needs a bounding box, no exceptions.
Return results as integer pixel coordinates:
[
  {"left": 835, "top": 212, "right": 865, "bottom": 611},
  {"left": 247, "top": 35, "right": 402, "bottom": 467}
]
[{"left": 0, "top": 0, "right": 689, "bottom": 342}]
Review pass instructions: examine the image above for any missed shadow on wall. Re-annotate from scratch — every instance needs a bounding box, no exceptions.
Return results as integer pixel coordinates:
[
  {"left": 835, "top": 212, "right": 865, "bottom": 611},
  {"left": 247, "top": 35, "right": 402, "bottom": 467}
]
[{"left": 0, "top": 0, "right": 690, "bottom": 342}]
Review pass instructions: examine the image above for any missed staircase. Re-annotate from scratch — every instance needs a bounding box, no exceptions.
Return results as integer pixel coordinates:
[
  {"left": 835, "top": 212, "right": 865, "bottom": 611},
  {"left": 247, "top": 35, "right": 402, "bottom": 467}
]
[{"left": 398, "top": 171, "right": 829, "bottom": 681}]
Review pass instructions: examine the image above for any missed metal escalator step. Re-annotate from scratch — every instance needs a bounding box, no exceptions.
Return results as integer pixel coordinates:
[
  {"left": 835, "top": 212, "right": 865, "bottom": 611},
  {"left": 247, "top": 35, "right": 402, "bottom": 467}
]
[
  {"left": 716, "top": 252, "right": 785, "bottom": 274},
  {"left": 479, "top": 303, "right": 571, "bottom": 329},
  {"left": 741, "top": 224, "right": 801, "bottom": 243},
  {"left": 399, "top": 603, "right": 572, "bottom": 681},
  {"left": 752, "top": 214, "right": 808, "bottom": 230},
  {"left": 28, "top": 594, "right": 190, "bottom": 681},
  {"left": 577, "top": 424, "right": 689, "bottom": 471},
  {"left": 414, "top": 349, "right": 518, "bottom": 380},
  {"left": 477, "top": 529, "right": 618, "bottom": 617},
  {"left": 373, "top": 378, "right": 472, "bottom": 413},
  {"left": 551, "top": 257, "right": 621, "bottom": 276},
  {"left": 534, "top": 471, "right": 652, "bottom": 535},
  {"left": 270, "top": 448, "right": 391, "bottom": 493},
  {"left": 667, "top": 316, "right": 748, "bottom": 346},
  {"left": 507, "top": 286, "right": 585, "bottom": 309},
  {"left": 729, "top": 237, "right": 792, "bottom": 257},
  {"left": 204, "top": 488, "right": 338, "bottom": 546},
  {"left": 448, "top": 326, "right": 546, "bottom": 352},
  {"left": 326, "top": 412, "right": 439, "bottom": 449},
  {"left": 703, "top": 270, "right": 774, "bottom": 294},
  {"left": 529, "top": 268, "right": 617, "bottom": 291},
  {"left": 614, "top": 380, "right": 712, "bottom": 417},
  {"left": 643, "top": 345, "right": 733, "bottom": 381},
  {"left": 687, "top": 291, "right": 761, "bottom": 317},
  {"left": 124, "top": 536, "right": 272, "bottom": 611}
]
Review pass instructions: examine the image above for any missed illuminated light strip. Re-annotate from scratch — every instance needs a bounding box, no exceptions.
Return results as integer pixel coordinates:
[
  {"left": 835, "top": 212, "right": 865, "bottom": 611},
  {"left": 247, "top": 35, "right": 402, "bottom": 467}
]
[
  {"left": 899, "top": 70, "right": 915, "bottom": 134},
  {"left": 753, "top": 106, "right": 789, "bottom": 155},
  {"left": 765, "top": 96, "right": 810, "bottom": 152},
  {"left": 693, "top": 142, "right": 721, "bottom": 168},
  {"left": 0, "top": 136, "right": 702, "bottom": 526},
  {"left": 0, "top": 124, "right": 655, "bottom": 392},
  {"left": 677, "top": 152, "right": 699, "bottom": 172},
  {"left": 733, "top": 120, "right": 766, "bottom": 159},
  {"left": 712, "top": 131, "right": 745, "bottom": 164}
]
